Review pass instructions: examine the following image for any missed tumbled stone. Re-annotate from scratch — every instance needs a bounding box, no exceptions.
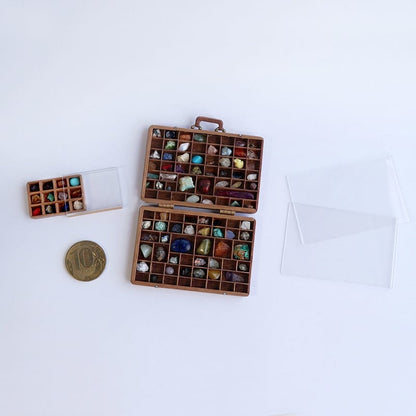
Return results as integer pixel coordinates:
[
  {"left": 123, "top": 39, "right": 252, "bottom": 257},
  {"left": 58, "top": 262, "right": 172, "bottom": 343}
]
[
  {"left": 166, "top": 266, "right": 174, "bottom": 275},
  {"left": 231, "top": 182, "right": 241, "bottom": 188},
  {"left": 140, "top": 244, "right": 152, "bottom": 258},
  {"left": 194, "top": 258, "right": 207, "bottom": 266},
  {"left": 219, "top": 157, "right": 231, "bottom": 167},
  {"left": 32, "top": 207, "right": 41, "bottom": 216},
  {"left": 238, "top": 263, "right": 248, "bottom": 271},
  {"left": 225, "top": 230, "right": 235, "bottom": 239},
  {"left": 208, "top": 258, "right": 220, "bottom": 268},
  {"left": 136, "top": 261, "right": 149, "bottom": 272},
  {"left": 159, "top": 173, "right": 177, "bottom": 181},
  {"left": 234, "top": 148, "right": 246, "bottom": 157},
  {"left": 221, "top": 146, "right": 232, "bottom": 156},
  {"left": 163, "top": 153, "right": 173, "bottom": 160},
  {"left": 184, "top": 225, "right": 195, "bottom": 235},
  {"left": 214, "top": 241, "right": 231, "bottom": 257},
  {"left": 142, "top": 221, "right": 152, "bottom": 229},
  {"left": 193, "top": 133, "right": 206, "bottom": 142},
  {"left": 31, "top": 194, "right": 41, "bottom": 204},
  {"left": 169, "top": 256, "right": 178, "bottom": 264},
  {"left": 247, "top": 174, "right": 258, "bottom": 180},
  {"left": 155, "top": 181, "right": 164, "bottom": 189},
  {"left": 193, "top": 268, "right": 206, "bottom": 279},
  {"left": 73, "top": 201, "right": 83, "bottom": 210},
  {"left": 165, "top": 140, "right": 176, "bottom": 150},
  {"left": 177, "top": 152, "right": 190, "bottom": 163},
  {"left": 192, "top": 155, "right": 204, "bottom": 164},
  {"left": 69, "top": 177, "right": 80, "bottom": 186},
  {"left": 207, "top": 145, "right": 218, "bottom": 155},
  {"left": 198, "top": 227, "right": 210, "bottom": 236},
  {"left": 213, "top": 228, "right": 223, "bottom": 238},
  {"left": 176, "top": 164, "right": 186, "bottom": 173},
  {"left": 241, "top": 221, "right": 251, "bottom": 230},
  {"left": 215, "top": 180, "right": 229, "bottom": 188},
  {"left": 198, "top": 179, "right": 211, "bottom": 194},
  {"left": 234, "top": 244, "right": 250, "bottom": 260},
  {"left": 186, "top": 195, "right": 200, "bottom": 203},
  {"left": 179, "top": 176, "right": 194, "bottom": 191},
  {"left": 155, "top": 221, "right": 167, "bottom": 231},
  {"left": 161, "top": 163, "right": 173, "bottom": 171},
  {"left": 152, "top": 129, "right": 161, "bottom": 137},
  {"left": 202, "top": 199, "right": 213, "bottom": 205},
  {"left": 196, "top": 239, "right": 212, "bottom": 255},
  {"left": 225, "top": 272, "right": 245, "bottom": 282},
  {"left": 148, "top": 173, "right": 158, "bottom": 179},
  {"left": 150, "top": 150, "right": 160, "bottom": 159},
  {"left": 208, "top": 270, "right": 221, "bottom": 280},
  {"left": 178, "top": 142, "right": 190, "bottom": 152},
  {"left": 180, "top": 267, "right": 191, "bottom": 276},
  {"left": 165, "top": 130, "right": 176, "bottom": 138},
  {"left": 191, "top": 166, "right": 202, "bottom": 175},
  {"left": 171, "top": 238, "right": 192, "bottom": 253},
  {"left": 234, "top": 158, "right": 244, "bottom": 169},
  {"left": 240, "top": 231, "right": 250, "bottom": 240},
  {"left": 161, "top": 235, "right": 170, "bottom": 243},
  {"left": 171, "top": 223, "right": 182, "bottom": 233}
]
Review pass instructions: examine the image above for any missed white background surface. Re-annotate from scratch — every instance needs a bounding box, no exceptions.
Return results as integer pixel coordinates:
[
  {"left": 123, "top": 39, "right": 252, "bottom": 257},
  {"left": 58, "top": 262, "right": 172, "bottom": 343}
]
[{"left": 1, "top": 1, "right": 416, "bottom": 415}]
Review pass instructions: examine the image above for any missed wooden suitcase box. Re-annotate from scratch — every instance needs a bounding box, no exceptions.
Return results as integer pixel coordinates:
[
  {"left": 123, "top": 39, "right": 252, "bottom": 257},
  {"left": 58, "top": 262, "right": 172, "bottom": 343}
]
[{"left": 131, "top": 117, "right": 263, "bottom": 296}]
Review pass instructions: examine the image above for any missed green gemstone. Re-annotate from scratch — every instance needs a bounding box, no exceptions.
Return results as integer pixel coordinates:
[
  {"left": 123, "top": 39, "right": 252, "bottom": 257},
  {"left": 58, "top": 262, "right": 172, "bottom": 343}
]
[
  {"left": 196, "top": 239, "right": 211, "bottom": 255},
  {"left": 140, "top": 244, "right": 152, "bottom": 258},
  {"left": 231, "top": 201, "right": 240, "bottom": 207},
  {"left": 213, "top": 228, "right": 223, "bottom": 238},
  {"left": 147, "top": 173, "right": 158, "bottom": 179},
  {"left": 155, "top": 221, "right": 167, "bottom": 231},
  {"left": 47, "top": 193, "right": 54, "bottom": 202},
  {"left": 193, "top": 133, "right": 206, "bottom": 142},
  {"left": 165, "top": 140, "right": 176, "bottom": 150}
]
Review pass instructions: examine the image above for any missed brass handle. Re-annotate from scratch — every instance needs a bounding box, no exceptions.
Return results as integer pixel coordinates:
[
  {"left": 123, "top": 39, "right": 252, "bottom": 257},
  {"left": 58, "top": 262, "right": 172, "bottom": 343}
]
[{"left": 191, "top": 116, "right": 226, "bottom": 132}]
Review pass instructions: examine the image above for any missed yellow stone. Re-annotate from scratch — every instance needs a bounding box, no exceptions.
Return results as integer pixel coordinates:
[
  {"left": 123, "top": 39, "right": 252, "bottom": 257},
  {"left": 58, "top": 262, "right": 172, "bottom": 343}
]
[
  {"left": 208, "top": 270, "right": 221, "bottom": 280},
  {"left": 198, "top": 227, "right": 210, "bottom": 236},
  {"left": 234, "top": 158, "right": 244, "bottom": 169}
]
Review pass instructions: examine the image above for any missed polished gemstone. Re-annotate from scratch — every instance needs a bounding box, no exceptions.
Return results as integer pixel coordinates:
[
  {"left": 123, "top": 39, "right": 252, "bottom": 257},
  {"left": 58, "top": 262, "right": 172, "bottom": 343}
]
[
  {"left": 140, "top": 244, "right": 152, "bottom": 258},
  {"left": 45, "top": 205, "right": 54, "bottom": 214},
  {"left": 142, "top": 220, "right": 152, "bottom": 229},
  {"left": 163, "top": 153, "right": 173, "bottom": 160},
  {"left": 165, "top": 130, "right": 176, "bottom": 139},
  {"left": 234, "top": 244, "right": 250, "bottom": 260},
  {"left": 73, "top": 201, "right": 83, "bottom": 210},
  {"left": 136, "top": 261, "right": 149, "bottom": 272},
  {"left": 155, "top": 246, "right": 166, "bottom": 261},
  {"left": 225, "top": 230, "right": 235, "bottom": 239},
  {"left": 191, "top": 166, "right": 202, "bottom": 175},
  {"left": 238, "top": 263, "right": 248, "bottom": 271},
  {"left": 207, "top": 145, "right": 217, "bottom": 155},
  {"left": 159, "top": 173, "right": 177, "bottom": 181},
  {"left": 180, "top": 133, "right": 192, "bottom": 140},
  {"left": 31, "top": 194, "right": 41, "bottom": 204},
  {"left": 231, "top": 181, "right": 242, "bottom": 188},
  {"left": 208, "top": 258, "right": 220, "bottom": 268},
  {"left": 247, "top": 174, "right": 258, "bottom": 180},
  {"left": 194, "top": 258, "right": 206, "bottom": 266},
  {"left": 231, "top": 201, "right": 240, "bottom": 207},
  {"left": 196, "top": 239, "right": 212, "bottom": 255},
  {"left": 241, "top": 221, "right": 251, "bottom": 230},
  {"left": 29, "top": 184, "right": 39, "bottom": 192},
  {"left": 234, "top": 158, "right": 244, "bottom": 169},
  {"left": 152, "top": 129, "right": 161, "bottom": 137},
  {"left": 184, "top": 225, "right": 195, "bottom": 235},
  {"left": 179, "top": 176, "right": 194, "bottom": 191},
  {"left": 221, "top": 147, "right": 232, "bottom": 156},
  {"left": 69, "top": 177, "right": 80, "bottom": 187},
  {"left": 165, "top": 140, "right": 176, "bottom": 150},
  {"left": 208, "top": 270, "right": 220, "bottom": 280},
  {"left": 193, "top": 269, "right": 206, "bottom": 278},
  {"left": 166, "top": 266, "right": 175, "bottom": 275},
  {"left": 240, "top": 231, "right": 250, "bottom": 240},
  {"left": 155, "top": 181, "right": 164, "bottom": 189},
  {"left": 177, "top": 153, "right": 190, "bottom": 163},
  {"left": 198, "top": 227, "right": 210, "bottom": 236},
  {"left": 193, "top": 133, "right": 206, "bottom": 142},
  {"left": 161, "top": 163, "right": 173, "bottom": 171},
  {"left": 147, "top": 173, "right": 158, "bottom": 179},
  {"left": 219, "top": 157, "right": 231, "bottom": 167},
  {"left": 225, "top": 272, "right": 245, "bottom": 282},
  {"left": 150, "top": 150, "right": 161, "bottom": 159},
  {"left": 198, "top": 179, "right": 211, "bottom": 194},
  {"left": 32, "top": 207, "right": 41, "bottom": 216},
  {"left": 186, "top": 195, "right": 200, "bottom": 203},
  {"left": 215, "top": 189, "right": 254, "bottom": 199},
  {"left": 192, "top": 155, "right": 204, "bottom": 164},
  {"left": 214, "top": 241, "right": 231, "bottom": 257},
  {"left": 232, "top": 172, "right": 244, "bottom": 179},
  {"left": 202, "top": 199, "right": 213, "bottom": 205},
  {"left": 171, "top": 238, "right": 192, "bottom": 253},
  {"left": 171, "top": 223, "right": 182, "bottom": 233},
  {"left": 155, "top": 221, "right": 167, "bottom": 231},
  {"left": 215, "top": 180, "right": 229, "bottom": 188},
  {"left": 178, "top": 142, "right": 190, "bottom": 152},
  {"left": 213, "top": 228, "right": 223, "bottom": 238},
  {"left": 234, "top": 148, "right": 246, "bottom": 157}
]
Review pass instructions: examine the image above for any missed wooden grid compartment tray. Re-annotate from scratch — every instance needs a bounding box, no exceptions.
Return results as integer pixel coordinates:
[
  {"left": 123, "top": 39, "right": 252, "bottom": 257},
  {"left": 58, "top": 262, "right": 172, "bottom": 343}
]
[
  {"left": 131, "top": 207, "right": 255, "bottom": 296},
  {"left": 142, "top": 119, "right": 263, "bottom": 213},
  {"left": 27, "top": 175, "right": 85, "bottom": 218}
]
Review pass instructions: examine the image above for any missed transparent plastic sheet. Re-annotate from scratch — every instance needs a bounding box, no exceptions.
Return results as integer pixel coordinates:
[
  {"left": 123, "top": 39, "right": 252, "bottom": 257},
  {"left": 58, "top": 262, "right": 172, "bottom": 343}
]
[{"left": 281, "top": 157, "right": 408, "bottom": 287}]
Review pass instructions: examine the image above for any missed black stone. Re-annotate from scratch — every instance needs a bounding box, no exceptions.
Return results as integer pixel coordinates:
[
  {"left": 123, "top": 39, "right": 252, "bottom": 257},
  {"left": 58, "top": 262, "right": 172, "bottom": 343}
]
[
  {"left": 165, "top": 130, "right": 176, "bottom": 139},
  {"left": 171, "top": 223, "right": 182, "bottom": 233},
  {"left": 219, "top": 170, "right": 231, "bottom": 177},
  {"left": 180, "top": 267, "right": 191, "bottom": 277},
  {"left": 29, "top": 184, "right": 39, "bottom": 192},
  {"left": 150, "top": 274, "right": 158, "bottom": 283},
  {"left": 43, "top": 181, "right": 53, "bottom": 190},
  {"left": 232, "top": 172, "right": 244, "bottom": 179}
]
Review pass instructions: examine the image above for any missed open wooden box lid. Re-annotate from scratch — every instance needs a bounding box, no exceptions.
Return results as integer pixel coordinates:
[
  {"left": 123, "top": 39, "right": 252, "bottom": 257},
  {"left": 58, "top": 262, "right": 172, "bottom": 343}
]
[{"left": 141, "top": 117, "right": 263, "bottom": 213}]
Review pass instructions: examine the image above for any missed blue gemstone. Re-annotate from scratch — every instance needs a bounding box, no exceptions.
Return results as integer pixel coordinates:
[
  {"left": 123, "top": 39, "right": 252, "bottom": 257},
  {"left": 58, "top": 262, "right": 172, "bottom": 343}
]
[
  {"left": 171, "top": 223, "right": 182, "bottom": 233},
  {"left": 192, "top": 155, "right": 204, "bottom": 164},
  {"left": 171, "top": 238, "right": 192, "bottom": 253},
  {"left": 163, "top": 153, "right": 173, "bottom": 160},
  {"left": 226, "top": 230, "right": 235, "bottom": 239}
]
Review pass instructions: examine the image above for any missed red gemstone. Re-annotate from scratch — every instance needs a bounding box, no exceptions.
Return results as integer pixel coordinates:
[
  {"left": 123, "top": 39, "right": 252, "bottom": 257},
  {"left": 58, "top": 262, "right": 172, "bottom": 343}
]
[
  {"left": 234, "top": 148, "right": 246, "bottom": 157},
  {"left": 198, "top": 179, "right": 211, "bottom": 194},
  {"left": 32, "top": 207, "right": 41, "bottom": 216},
  {"left": 161, "top": 163, "right": 173, "bottom": 171}
]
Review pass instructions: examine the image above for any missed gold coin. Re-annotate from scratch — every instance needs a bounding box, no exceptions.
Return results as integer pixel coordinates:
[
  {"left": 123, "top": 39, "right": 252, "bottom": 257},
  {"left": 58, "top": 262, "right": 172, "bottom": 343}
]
[{"left": 65, "top": 240, "right": 106, "bottom": 281}]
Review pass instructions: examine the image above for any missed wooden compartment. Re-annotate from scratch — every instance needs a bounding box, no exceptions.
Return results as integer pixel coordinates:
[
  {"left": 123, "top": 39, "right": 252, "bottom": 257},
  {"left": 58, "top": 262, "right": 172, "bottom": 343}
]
[{"left": 132, "top": 116, "right": 262, "bottom": 296}]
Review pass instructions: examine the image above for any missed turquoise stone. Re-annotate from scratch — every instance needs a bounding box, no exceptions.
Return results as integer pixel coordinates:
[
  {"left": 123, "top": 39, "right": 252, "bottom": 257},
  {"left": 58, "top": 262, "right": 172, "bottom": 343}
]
[
  {"left": 69, "top": 177, "right": 80, "bottom": 186},
  {"left": 47, "top": 193, "right": 54, "bottom": 202},
  {"left": 155, "top": 221, "right": 167, "bottom": 231},
  {"left": 192, "top": 155, "right": 204, "bottom": 164},
  {"left": 213, "top": 228, "right": 223, "bottom": 238},
  {"left": 147, "top": 173, "right": 158, "bottom": 179},
  {"left": 193, "top": 133, "right": 206, "bottom": 142},
  {"left": 233, "top": 244, "right": 250, "bottom": 260},
  {"left": 140, "top": 244, "right": 152, "bottom": 258}
]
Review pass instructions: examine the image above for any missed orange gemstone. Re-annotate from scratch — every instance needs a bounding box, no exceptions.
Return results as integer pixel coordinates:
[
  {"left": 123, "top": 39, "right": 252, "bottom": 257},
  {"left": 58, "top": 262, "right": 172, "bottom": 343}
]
[{"left": 214, "top": 241, "right": 231, "bottom": 258}]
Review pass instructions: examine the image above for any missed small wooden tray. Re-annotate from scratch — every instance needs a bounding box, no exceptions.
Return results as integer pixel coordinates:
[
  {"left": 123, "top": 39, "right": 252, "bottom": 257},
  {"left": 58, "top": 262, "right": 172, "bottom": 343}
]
[
  {"left": 27, "top": 175, "right": 85, "bottom": 218},
  {"left": 131, "top": 117, "right": 263, "bottom": 296}
]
